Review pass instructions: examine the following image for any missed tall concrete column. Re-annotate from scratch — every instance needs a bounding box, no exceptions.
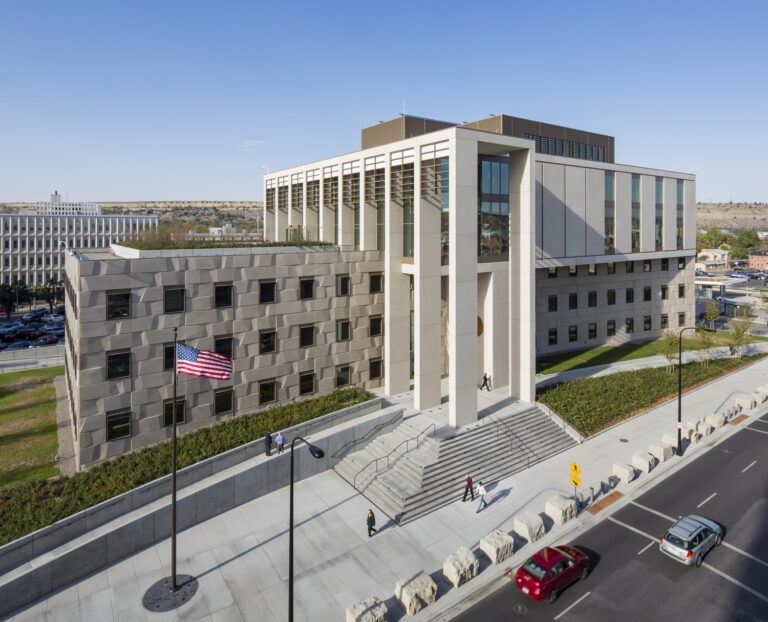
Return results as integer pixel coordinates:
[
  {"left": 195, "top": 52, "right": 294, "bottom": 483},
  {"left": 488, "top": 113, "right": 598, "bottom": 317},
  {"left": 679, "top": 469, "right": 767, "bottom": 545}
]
[
  {"left": 508, "top": 148, "right": 535, "bottom": 402},
  {"left": 481, "top": 267, "right": 509, "bottom": 390},
  {"left": 288, "top": 175, "right": 302, "bottom": 232},
  {"left": 448, "top": 137, "right": 478, "bottom": 427},
  {"left": 384, "top": 159, "right": 411, "bottom": 396},
  {"left": 338, "top": 164, "right": 356, "bottom": 247},
  {"left": 275, "top": 184, "right": 287, "bottom": 243},
  {"left": 414, "top": 156, "right": 441, "bottom": 410},
  {"left": 360, "top": 164, "right": 378, "bottom": 251},
  {"left": 319, "top": 173, "right": 331, "bottom": 243}
]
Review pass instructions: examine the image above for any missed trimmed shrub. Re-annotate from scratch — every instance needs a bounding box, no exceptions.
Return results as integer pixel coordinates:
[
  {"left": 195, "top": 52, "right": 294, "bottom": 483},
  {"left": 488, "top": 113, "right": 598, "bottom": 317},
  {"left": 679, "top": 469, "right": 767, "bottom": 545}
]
[{"left": 0, "top": 387, "right": 372, "bottom": 546}]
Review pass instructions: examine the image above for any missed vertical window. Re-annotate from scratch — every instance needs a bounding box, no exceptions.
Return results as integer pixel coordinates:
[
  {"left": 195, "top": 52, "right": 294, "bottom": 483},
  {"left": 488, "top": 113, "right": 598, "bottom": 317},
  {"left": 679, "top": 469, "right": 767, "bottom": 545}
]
[
  {"left": 607, "top": 262, "right": 615, "bottom": 275},
  {"left": 214, "top": 388, "right": 233, "bottom": 415},
  {"left": 370, "top": 359, "right": 383, "bottom": 380},
  {"left": 163, "top": 399, "right": 186, "bottom": 427},
  {"left": 644, "top": 316, "right": 652, "bottom": 331},
  {"left": 568, "top": 325, "right": 578, "bottom": 342},
  {"left": 626, "top": 318, "right": 635, "bottom": 334},
  {"left": 106, "top": 291, "right": 131, "bottom": 319},
  {"left": 588, "top": 291, "right": 597, "bottom": 307},
  {"left": 626, "top": 261, "right": 634, "bottom": 273},
  {"left": 607, "top": 289, "right": 616, "bottom": 305},
  {"left": 164, "top": 287, "right": 185, "bottom": 313},
  {"left": 260, "top": 281, "right": 277, "bottom": 303},
  {"left": 214, "top": 283, "right": 233, "bottom": 308},
  {"left": 548, "top": 328, "right": 557, "bottom": 345},
  {"left": 106, "top": 410, "right": 131, "bottom": 441},
  {"left": 299, "top": 325, "right": 315, "bottom": 347},
  {"left": 548, "top": 295, "right": 558, "bottom": 312},
  {"left": 604, "top": 171, "right": 615, "bottom": 253},
  {"left": 655, "top": 177, "right": 664, "bottom": 251},
  {"left": 661, "top": 286, "right": 669, "bottom": 300},
  {"left": 678, "top": 257, "right": 686, "bottom": 270},
  {"left": 626, "top": 288, "right": 634, "bottom": 303},
  {"left": 214, "top": 336, "right": 233, "bottom": 359},
  {"left": 676, "top": 180, "right": 685, "bottom": 250},
  {"left": 336, "top": 274, "right": 351, "bottom": 296},
  {"left": 369, "top": 315, "right": 383, "bottom": 337},
  {"left": 299, "top": 279, "right": 314, "bottom": 300},
  {"left": 607, "top": 320, "right": 616, "bottom": 336},
  {"left": 547, "top": 267, "right": 557, "bottom": 279},
  {"left": 588, "top": 323, "right": 597, "bottom": 339},
  {"left": 569, "top": 265, "right": 577, "bottom": 277},
  {"left": 106, "top": 351, "right": 131, "bottom": 380},
  {"left": 588, "top": 264, "right": 597, "bottom": 275},
  {"left": 644, "top": 260, "right": 652, "bottom": 272},
  {"left": 164, "top": 344, "right": 175, "bottom": 371},
  {"left": 369, "top": 273, "right": 384, "bottom": 293},
  {"left": 259, "top": 330, "right": 277, "bottom": 354},
  {"left": 661, "top": 258, "right": 669, "bottom": 271},
  {"left": 477, "top": 156, "right": 510, "bottom": 258},
  {"left": 631, "top": 174, "right": 641, "bottom": 252},
  {"left": 336, "top": 320, "right": 351, "bottom": 341},
  {"left": 259, "top": 379, "right": 276, "bottom": 404},
  {"left": 661, "top": 314, "right": 669, "bottom": 328},
  {"left": 569, "top": 293, "right": 578, "bottom": 310},
  {"left": 336, "top": 365, "right": 351, "bottom": 387},
  {"left": 392, "top": 159, "right": 415, "bottom": 257},
  {"left": 299, "top": 372, "right": 315, "bottom": 396},
  {"left": 678, "top": 312, "right": 686, "bottom": 327},
  {"left": 679, "top": 285, "right": 686, "bottom": 298},
  {"left": 643, "top": 286, "right": 652, "bottom": 302}
]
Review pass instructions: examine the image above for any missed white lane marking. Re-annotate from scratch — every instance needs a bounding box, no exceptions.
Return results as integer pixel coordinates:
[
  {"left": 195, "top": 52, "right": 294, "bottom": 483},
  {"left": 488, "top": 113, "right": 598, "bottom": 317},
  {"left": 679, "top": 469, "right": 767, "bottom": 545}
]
[
  {"left": 751, "top": 418, "right": 768, "bottom": 425},
  {"left": 637, "top": 541, "right": 655, "bottom": 555},
  {"left": 722, "top": 542, "right": 768, "bottom": 570},
  {"left": 742, "top": 460, "right": 757, "bottom": 473},
  {"left": 746, "top": 426, "right": 768, "bottom": 435},
  {"left": 607, "top": 516, "right": 656, "bottom": 541},
  {"left": 697, "top": 493, "right": 717, "bottom": 508},
  {"left": 630, "top": 501, "right": 674, "bottom": 521},
  {"left": 703, "top": 562, "right": 768, "bottom": 604},
  {"left": 553, "top": 591, "right": 591, "bottom": 621}
]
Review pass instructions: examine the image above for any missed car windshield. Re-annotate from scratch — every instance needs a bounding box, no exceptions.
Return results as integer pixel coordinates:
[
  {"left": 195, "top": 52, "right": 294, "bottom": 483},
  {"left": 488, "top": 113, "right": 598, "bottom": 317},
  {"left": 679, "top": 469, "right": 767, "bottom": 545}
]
[
  {"left": 523, "top": 560, "right": 547, "bottom": 580},
  {"left": 665, "top": 532, "right": 691, "bottom": 550}
]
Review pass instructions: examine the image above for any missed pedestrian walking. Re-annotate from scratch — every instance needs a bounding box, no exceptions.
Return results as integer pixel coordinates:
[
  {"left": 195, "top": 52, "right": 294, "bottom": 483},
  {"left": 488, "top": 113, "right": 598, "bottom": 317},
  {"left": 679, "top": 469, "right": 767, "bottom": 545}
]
[
  {"left": 366, "top": 509, "right": 377, "bottom": 538},
  {"left": 462, "top": 474, "right": 474, "bottom": 502},
  {"left": 480, "top": 373, "right": 492, "bottom": 391},
  {"left": 264, "top": 431, "right": 273, "bottom": 456},
  {"left": 476, "top": 481, "right": 488, "bottom": 512},
  {"left": 275, "top": 431, "right": 285, "bottom": 453}
]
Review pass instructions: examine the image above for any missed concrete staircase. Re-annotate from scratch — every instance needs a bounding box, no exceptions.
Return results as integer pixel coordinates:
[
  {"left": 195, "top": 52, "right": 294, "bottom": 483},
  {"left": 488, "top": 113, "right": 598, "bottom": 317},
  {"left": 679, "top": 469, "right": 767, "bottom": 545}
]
[{"left": 334, "top": 404, "right": 577, "bottom": 524}]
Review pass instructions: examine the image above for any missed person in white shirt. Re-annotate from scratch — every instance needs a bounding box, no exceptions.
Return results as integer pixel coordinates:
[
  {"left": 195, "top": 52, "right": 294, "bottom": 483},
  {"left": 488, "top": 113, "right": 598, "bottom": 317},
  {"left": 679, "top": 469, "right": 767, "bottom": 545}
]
[
  {"left": 476, "top": 481, "right": 488, "bottom": 512},
  {"left": 275, "top": 431, "right": 285, "bottom": 453}
]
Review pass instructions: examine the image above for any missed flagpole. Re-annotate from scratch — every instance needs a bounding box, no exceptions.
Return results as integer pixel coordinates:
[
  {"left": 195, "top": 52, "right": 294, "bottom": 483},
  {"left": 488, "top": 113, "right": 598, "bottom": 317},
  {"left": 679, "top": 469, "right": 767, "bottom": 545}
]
[{"left": 171, "top": 327, "right": 178, "bottom": 592}]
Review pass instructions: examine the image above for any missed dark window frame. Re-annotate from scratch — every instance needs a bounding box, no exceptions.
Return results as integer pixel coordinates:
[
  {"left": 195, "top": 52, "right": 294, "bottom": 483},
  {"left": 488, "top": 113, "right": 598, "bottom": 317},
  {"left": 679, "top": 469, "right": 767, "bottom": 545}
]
[
  {"left": 569, "top": 293, "right": 578, "bottom": 310},
  {"left": 259, "top": 379, "right": 277, "bottom": 404},
  {"left": 588, "top": 322, "right": 597, "bottom": 339},
  {"left": 299, "top": 278, "right": 315, "bottom": 300},
  {"left": 644, "top": 260, "right": 652, "bottom": 273},
  {"left": 626, "top": 318, "right": 635, "bottom": 334},
  {"left": 163, "top": 286, "right": 185, "bottom": 314},
  {"left": 370, "top": 358, "right": 383, "bottom": 380},
  {"left": 568, "top": 265, "right": 577, "bottom": 277},
  {"left": 336, "top": 274, "right": 351, "bottom": 297},
  {"left": 644, "top": 286, "right": 652, "bottom": 302},
  {"left": 678, "top": 284, "right": 686, "bottom": 298},
  {"left": 547, "top": 267, "right": 557, "bottom": 279},
  {"left": 106, "top": 290, "right": 131, "bottom": 320},
  {"left": 163, "top": 399, "right": 186, "bottom": 427},
  {"left": 163, "top": 344, "right": 175, "bottom": 371},
  {"left": 106, "top": 410, "right": 131, "bottom": 441},
  {"left": 259, "top": 330, "right": 277, "bottom": 354},
  {"left": 259, "top": 280, "right": 277, "bottom": 304},
  {"left": 548, "top": 328, "right": 557, "bottom": 345},
  {"left": 548, "top": 295, "right": 558, "bottom": 312},
  {"left": 214, "top": 283, "right": 233, "bottom": 309},
  {"left": 626, "top": 288, "right": 634, "bottom": 304},
  {"left": 370, "top": 315, "right": 383, "bottom": 337},
  {"left": 214, "top": 335, "right": 234, "bottom": 359},
  {"left": 336, "top": 365, "right": 351, "bottom": 387},
  {"left": 607, "top": 320, "right": 616, "bottom": 336},
  {"left": 299, "top": 325, "right": 315, "bottom": 348},
  {"left": 214, "top": 388, "right": 234, "bottom": 415},
  {"left": 644, "top": 316, "right": 652, "bottom": 331},
  {"left": 336, "top": 319, "right": 351, "bottom": 342},
  {"left": 106, "top": 350, "right": 131, "bottom": 380},
  {"left": 588, "top": 291, "right": 597, "bottom": 307},
  {"left": 607, "top": 289, "right": 616, "bottom": 305},
  {"left": 568, "top": 325, "right": 578, "bottom": 342},
  {"left": 369, "top": 273, "right": 384, "bottom": 293},
  {"left": 299, "top": 372, "right": 315, "bottom": 396}
]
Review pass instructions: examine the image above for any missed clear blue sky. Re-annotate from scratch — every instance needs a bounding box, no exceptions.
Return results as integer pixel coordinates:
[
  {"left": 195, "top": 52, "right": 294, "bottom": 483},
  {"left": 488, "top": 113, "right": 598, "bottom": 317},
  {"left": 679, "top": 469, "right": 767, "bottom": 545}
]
[{"left": 1, "top": 0, "right": 765, "bottom": 203}]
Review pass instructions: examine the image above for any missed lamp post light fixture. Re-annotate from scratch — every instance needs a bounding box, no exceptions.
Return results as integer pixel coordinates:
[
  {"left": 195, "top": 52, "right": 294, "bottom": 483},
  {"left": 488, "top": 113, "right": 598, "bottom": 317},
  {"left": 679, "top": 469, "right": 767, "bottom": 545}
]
[
  {"left": 289, "top": 436, "right": 325, "bottom": 622},
  {"left": 677, "top": 325, "right": 714, "bottom": 456}
]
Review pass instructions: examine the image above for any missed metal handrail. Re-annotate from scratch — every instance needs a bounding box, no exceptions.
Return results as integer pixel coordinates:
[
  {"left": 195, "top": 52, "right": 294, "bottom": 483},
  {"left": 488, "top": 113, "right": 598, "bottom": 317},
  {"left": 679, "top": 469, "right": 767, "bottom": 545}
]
[
  {"left": 331, "top": 410, "right": 404, "bottom": 459},
  {"left": 353, "top": 423, "right": 436, "bottom": 489},
  {"left": 488, "top": 415, "right": 538, "bottom": 469}
]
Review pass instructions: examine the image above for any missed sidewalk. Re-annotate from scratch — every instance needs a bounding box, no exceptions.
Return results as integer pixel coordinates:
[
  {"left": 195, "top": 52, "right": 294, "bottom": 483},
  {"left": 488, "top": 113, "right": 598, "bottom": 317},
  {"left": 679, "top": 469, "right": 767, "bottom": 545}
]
[{"left": 10, "top": 356, "right": 768, "bottom": 622}]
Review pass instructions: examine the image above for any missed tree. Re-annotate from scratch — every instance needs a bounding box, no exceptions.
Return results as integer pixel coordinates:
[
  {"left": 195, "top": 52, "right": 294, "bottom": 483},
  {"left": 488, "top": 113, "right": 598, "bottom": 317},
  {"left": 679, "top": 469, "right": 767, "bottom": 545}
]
[
  {"left": 696, "top": 327, "right": 715, "bottom": 367},
  {"left": 701, "top": 226, "right": 729, "bottom": 250},
  {"left": 730, "top": 303, "right": 755, "bottom": 358},
  {"left": 730, "top": 229, "right": 761, "bottom": 260},
  {"left": 0, "top": 285, "right": 14, "bottom": 320},
  {"left": 660, "top": 329, "right": 679, "bottom": 375},
  {"left": 704, "top": 301, "right": 719, "bottom": 330}
]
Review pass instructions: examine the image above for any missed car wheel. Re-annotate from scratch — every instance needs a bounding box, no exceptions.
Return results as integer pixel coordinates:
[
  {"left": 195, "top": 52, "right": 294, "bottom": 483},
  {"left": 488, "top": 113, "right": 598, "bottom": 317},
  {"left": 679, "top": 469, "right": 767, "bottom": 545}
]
[
  {"left": 695, "top": 553, "right": 703, "bottom": 567},
  {"left": 548, "top": 589, "right": 559, "bottom": 604},
  {"left": 715, "top": 533, "right": 723, "bottom": 546},
  {"left": 580, "top": 566, "right": 589, "bottom": 580}
]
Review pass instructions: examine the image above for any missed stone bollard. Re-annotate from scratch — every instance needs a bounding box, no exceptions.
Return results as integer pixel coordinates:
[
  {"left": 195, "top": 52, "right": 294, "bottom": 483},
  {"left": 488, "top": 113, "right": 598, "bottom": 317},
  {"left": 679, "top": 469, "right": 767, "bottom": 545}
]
[
  {"left": 705, "top": 413, "right": 726, "bottom": 429},
  {"left": 662, "top": 431, "right": 679, "bottom": 450},
  {"left": 682, "top": 421, "right": 698, "bottom": 442},
  {"left": 346, "top": 597, "right": 389, "bottom": 622},
  {"left": 736, "top": 396, "right": 757, "bottom": 410},
  {"left": 649, "top": 442, "right": 675, "bottom": 463},
  {"left": 632, "top": 451, "right": 655, "bottom": 473},
  {"left": 612, "top": 463, "right": 637, "bottom": 484},
  {"left": 443, "top": 546, "right": 479, "bottom": 588},
  {"left": 479, "top": 529, "right": 515, "bottom": 564},
  {"left": 696, "top": 421, "right": 714, "bottom": 437},
  {"left": 544, "top": 494, "right": 577, "bottom": 525},
  {"left": 513, "top": 512, "right": 545, "bottom": 543},
  {"left": 394, "top": 571, "right": 437, "bottom": 616}
]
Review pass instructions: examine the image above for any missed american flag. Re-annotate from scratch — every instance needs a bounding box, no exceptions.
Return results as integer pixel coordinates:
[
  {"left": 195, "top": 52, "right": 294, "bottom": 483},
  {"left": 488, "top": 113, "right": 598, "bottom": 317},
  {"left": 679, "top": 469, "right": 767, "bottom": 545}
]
[{"left": 176, "top": 344, "right": 232, "bottom": 380}]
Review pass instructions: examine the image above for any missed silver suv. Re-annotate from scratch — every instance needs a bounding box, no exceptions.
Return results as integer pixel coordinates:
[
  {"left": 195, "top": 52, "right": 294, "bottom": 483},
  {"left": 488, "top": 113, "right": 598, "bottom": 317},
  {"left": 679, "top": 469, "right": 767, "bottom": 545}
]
[{"left": 659, "top": 515, "right": 723, "bottom": 566}]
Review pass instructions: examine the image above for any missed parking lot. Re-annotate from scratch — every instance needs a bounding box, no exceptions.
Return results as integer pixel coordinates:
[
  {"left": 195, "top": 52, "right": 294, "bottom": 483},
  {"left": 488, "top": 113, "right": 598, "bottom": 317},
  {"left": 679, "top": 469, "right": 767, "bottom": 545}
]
[{"left": 0, "top": 305, "right": 66, "bottom": 353}]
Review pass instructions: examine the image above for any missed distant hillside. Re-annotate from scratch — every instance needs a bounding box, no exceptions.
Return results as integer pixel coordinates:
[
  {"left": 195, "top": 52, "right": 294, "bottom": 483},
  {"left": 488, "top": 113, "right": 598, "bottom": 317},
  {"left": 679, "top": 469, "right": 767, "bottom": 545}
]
[{"left": 697, "top": 202, "right": 768, "bottom": 230}]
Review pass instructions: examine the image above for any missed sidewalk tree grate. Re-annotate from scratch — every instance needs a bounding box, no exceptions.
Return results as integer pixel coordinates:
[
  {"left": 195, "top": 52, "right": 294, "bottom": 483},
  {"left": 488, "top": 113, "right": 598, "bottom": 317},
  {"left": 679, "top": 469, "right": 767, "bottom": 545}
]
[
  {"left": 587, "top": 490, "right": 623, "bottom": 515},
  {"left": 730, "top": 414, "right": 749, "bottom": 425}
]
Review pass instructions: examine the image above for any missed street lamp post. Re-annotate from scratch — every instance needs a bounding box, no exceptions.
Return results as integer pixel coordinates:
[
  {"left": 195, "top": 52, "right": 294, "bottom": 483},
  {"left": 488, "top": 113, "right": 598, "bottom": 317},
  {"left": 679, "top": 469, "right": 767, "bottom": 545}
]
[
  {"left": 677, "top": 325, "right": 713, "bottom": 456},
  {"left": 289, "top": 436, "right": 325, "bottom": 622}
]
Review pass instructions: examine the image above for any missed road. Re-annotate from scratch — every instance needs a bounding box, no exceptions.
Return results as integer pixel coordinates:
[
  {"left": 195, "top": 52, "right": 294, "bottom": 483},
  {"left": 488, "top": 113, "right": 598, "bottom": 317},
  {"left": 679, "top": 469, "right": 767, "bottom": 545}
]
[{"left": 453, "top": 412, "right": 768, "bottom": 622}]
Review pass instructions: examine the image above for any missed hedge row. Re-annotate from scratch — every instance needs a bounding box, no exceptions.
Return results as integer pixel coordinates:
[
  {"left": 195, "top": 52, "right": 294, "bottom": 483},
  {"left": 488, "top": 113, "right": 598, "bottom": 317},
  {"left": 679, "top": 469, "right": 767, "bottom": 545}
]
[
  {"left": 538, "top": 354, "right": 766, "bottom": 436},
  {"left": 0, "top": 387, "right": 372, "bottom": 546},
  {"left": 119, "top": 240, "right": 335, "bottom": 250}
]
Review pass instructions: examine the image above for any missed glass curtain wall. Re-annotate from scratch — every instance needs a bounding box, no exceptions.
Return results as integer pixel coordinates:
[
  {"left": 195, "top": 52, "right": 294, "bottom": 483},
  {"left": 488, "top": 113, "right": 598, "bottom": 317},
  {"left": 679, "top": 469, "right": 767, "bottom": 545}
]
[
  {"left": 391, "top": 159, "right": 415, "bottom": 257},
  {"left": 631, "top": 174, "right": 641, "bottom": 252},
  {"left": 478, "top": 156, "right": 509, "bottom": 257},
  {"left": 364, "top": 163, "right": 385, "bottom": 251},
  {"left": 604, "top": 171, "right": 615, "bottom": 253},
  {"left": 342, "top": 165, "right": 360, "bottom": 249},
  {"left": 323, "top": 174, "right": 339, "bottom": 244},
  {"left": 420, "top": 149, "right": 450, "bottom": 263},
  {"left": 676, "top": 180, "right": 684, "bottom": 249},
  {"left": 655, "top": 177, "right": 664, "bottom": 251}
]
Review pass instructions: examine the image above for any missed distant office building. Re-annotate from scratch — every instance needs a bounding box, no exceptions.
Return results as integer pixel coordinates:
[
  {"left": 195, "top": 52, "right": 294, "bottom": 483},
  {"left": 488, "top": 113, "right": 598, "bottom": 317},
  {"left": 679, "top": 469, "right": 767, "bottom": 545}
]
[
  {"left": 748, "top": 251, "right": 768, "bottom": 270},
  {"left": 0, "top": 192, "right": 158, "bottom": 286},
  {"left": 696, "top": 248, "right": 731, "bottom": 272}
]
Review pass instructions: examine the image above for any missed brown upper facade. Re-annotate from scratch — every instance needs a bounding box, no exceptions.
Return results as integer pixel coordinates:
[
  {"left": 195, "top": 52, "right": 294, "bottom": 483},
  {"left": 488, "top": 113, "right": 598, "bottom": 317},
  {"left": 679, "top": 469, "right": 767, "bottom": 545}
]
[{"left": 361, "top": 114, "right": 614, "bottom": 163}]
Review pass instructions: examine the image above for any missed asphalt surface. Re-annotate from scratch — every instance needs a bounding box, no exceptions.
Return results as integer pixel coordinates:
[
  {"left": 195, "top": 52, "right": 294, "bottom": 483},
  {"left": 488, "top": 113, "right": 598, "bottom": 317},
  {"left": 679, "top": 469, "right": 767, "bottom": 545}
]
[{"left": 453, "top": 412, "right": 768, "bottom": 622}]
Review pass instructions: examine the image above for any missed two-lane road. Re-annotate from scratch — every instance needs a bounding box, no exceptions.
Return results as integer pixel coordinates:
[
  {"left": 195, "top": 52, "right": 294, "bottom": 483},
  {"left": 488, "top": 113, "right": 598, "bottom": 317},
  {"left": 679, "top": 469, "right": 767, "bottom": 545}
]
[{"left": 453, "top": 412, "right": 768, "bottom": 622}]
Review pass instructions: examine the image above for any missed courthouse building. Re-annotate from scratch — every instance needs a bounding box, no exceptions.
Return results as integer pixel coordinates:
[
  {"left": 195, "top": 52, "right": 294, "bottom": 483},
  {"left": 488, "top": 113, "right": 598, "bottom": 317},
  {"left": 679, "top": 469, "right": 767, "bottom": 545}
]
[{"left": 64, "top": 114, "right": 695, "bottom": 469}]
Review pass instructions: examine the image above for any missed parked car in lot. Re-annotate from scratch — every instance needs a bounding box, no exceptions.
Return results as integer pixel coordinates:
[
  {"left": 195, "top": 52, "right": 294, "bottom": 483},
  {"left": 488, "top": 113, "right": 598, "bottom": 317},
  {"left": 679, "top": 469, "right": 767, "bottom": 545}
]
[
  {"left": 0, "top": 322, "right": 24, "bottom": 334},
  {"left": 32, "top": 334, "right": 59, "bottom": 347},
  {"left": 40, "top": 314, "right": 63, "bottom": 324},
  {"left": 15, "top": 328, "right": 44, "bottom": 341},
  {"left": 514, "top": 545, "right": 590, "bottom": 603},
  {"left": 54, "top": 305, "right": 65, "bottom": 315},
  {"left": 42, "top": 325, "right": 64, "bottom": 337},
  {"left": 0, "top": 330, "right": 22, "bottom": 342},
  {"left": 5, "top": 340, "right": 33, "bottom": 351},
  {"left": 21, "top": 308, "right": 48, "bottom": 321},
  {"left": 659, "top": 515, "right": 723, "bottom": 567}
]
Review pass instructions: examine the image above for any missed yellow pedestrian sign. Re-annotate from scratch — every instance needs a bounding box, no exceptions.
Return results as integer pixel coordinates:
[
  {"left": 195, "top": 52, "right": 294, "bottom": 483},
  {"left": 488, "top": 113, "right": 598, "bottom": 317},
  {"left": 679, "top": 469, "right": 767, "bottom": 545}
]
[
  {"left": 570, "top": 474, "right": 582, "bottom": 488},
  {"left": 569, "top": 462, "right": 581, "bottom": 475}
]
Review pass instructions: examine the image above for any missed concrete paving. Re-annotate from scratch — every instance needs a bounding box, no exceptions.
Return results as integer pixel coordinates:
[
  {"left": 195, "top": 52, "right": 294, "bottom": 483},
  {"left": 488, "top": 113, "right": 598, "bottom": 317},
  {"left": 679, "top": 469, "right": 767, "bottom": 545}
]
[{"left": 9, "top": 355, "right": 768, "bottom": 622}]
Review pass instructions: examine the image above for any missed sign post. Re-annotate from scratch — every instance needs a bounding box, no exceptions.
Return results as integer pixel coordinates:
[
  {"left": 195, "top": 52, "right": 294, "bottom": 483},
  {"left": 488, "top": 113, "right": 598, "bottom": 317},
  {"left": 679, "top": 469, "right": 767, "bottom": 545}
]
[{"left": 569, "top": 462, "right": 582, "bottom": 501}]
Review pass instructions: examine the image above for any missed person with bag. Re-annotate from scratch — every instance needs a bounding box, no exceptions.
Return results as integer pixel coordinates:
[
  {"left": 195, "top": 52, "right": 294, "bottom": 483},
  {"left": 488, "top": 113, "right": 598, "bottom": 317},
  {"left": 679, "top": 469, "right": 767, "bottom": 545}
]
[{"left": 366, "top": 509, "right": 377, "bottom": 538}]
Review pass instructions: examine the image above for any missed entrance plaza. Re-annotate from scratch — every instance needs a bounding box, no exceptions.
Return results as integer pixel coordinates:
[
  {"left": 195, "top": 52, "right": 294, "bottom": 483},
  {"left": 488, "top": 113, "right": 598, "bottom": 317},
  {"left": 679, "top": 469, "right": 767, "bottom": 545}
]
[{"left": 10, "top": 357, "right": 768, "bottom": 622}]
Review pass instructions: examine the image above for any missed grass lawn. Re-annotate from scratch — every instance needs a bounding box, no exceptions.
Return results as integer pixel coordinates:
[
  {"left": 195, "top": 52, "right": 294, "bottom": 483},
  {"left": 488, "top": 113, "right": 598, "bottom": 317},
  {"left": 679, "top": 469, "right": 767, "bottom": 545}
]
[
  {"left": 536, "top": 330, "right": 768, "bottom": 375},
  {"left": 0, "top": 366, "right": 62, "bottom": 488}
]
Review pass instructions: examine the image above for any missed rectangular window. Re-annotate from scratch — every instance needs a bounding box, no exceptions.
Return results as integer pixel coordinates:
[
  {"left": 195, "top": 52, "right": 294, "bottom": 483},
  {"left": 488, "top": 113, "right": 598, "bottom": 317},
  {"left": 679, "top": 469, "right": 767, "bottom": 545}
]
[
  {"left": 679, "top": 285, "right": 686, "bottom": 298},
  {"left": 370, "top": 315, "right": 383, "bottom": 337},
  {"left": 626, "top": 318, "right": 635, "bottom": 334},
  {"left": 336, "top": 320, "right": 351, "bottom": 341},
  {"left": 214, "top": 388, "right": 233, "bottom": 415},
  {"left": 605, "top": 171, "right": 615, "bottom": 253},
  {"left": 214, "top": 336, "right": 233, "bottom": 359},
  {"left": 607, "top": 289, "right": 616, "bottom": 305},
  {"left": 569, "top": 293, "right": 578, "bottom": 310},
  {"left": 644, "top": 316, "right": 652, "bottom": 331},
  {"left": 106, "top": 410, "right": 131, "bottom": 441},
  {"left": 260, "top": 281, "right": 277, "bottom": 303},
  {"left": 336, "top": 274, "right": 351, "bottom": 297},
  {"left": 299, "top": 372, "right": 315, "bottom": 396},
  {"left": 336, "top": 365, "right": 351, "bottom": 387},
  {"left": 569, "top": 265, "right": 577, "bottom": 277},
  {"left": 678, "top": 257, "right": 686, "bottom": 270},
  {"left": 547, "top": 267, "right": 557, "bottom": 279},
  {"left": 214, "top": 283, "right": 233, "bottom": 308},
  {"left": 678, "top": 312, "right": 686, "bottom": 327},
  {"left": 259, "top": 379, "right": 276, "bottom": 404},
  {"left": 661, "top": 258, "right": 669, "bottom": 271},
  {"left": 644, "top": 260, "right": 652, "bottom": 273},
  {"left": 626, "top": 288, "right": 634, "bottom": 303},
  {"left": 106, "top": 291, "right": 130, "bottom": 319},
  {"left": 548, "top": 295, "right": 558, "bottom": 312},
  {"left": 631, "top": 174, "right": 641, "bottom": 252},
  {"left": 607, "top": 262, "right": 615, "bottom": 275},
  {"left": 676, "top": 180, "right": 685, "bottom": 250},
  {"left": 299, "top": 279, "right": 314, "bottom": 300},
  {"left": 164, "top": 344, "right": 175, "bottom": 371},
  {"left": 644, "top": 286, "right": 652, "bottom": 302},
  {"left": 259, "top": 330, "right": 277, "bottom": 354},
  {"left": 370, "top": 358, "right": 383, "bottom": 380},
  {"left": 568, "top": 325, "right": 578, "bottom": 342},
  {"left": 163, "top": 399, "right": 186, "bottom": 427},
  {"left": 588, "top": 264, "right": 597, "bottom": 276},
  {"left": 661, "top": 286, "right": 668, "bottom": 300},
  {"left": 548, "top": 328, "right": 557, "bottom": 345},
  {"left": 369, "top": 273, "right": 384, "bottom": 293},
  {"left": 164, "top": 287, "right": 185, "bottom": 314},
  {"left": 626, "top": 261, "right": 634, "bottom": 273},
  {"left": 607, "top": 320, "right": 616, "bottom": 336},
  {"left": 655, "top": 177, "right": 664, "bottom": 251},
  {"left": 661, "top": 314, "right": 669, "bottom": 328},
  {"left": 588, "top": 323, "right": 597, "bottom": 339},
  {"left": 299, "top": 325, "right": 315, "bottom": 348},
  {"left": 588, "top": 291, "right": 597, "bottom": 307},
  {"left": 106, "top": 350, "right": 131, "bottom": 380}
]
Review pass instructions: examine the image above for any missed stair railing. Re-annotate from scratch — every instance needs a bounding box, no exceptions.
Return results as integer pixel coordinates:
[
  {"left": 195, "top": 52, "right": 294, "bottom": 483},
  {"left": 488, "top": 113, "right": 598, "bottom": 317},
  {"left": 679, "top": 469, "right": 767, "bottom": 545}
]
[
  {"left": 353, "top": 423, "right": 436, "bottom": 490},
  {"left": 487, "top": 415, "right": 538, "bottom": 469},
  {"left": 331, "top": 410, "right": 404, "bottom": 459}
]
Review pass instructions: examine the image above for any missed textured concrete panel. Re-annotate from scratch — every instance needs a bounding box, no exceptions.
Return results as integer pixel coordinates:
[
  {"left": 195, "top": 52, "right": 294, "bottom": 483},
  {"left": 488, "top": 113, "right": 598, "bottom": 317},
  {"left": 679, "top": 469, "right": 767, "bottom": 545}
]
[{"left": 564, "top": 166, "right": 586, "bottom": 257}]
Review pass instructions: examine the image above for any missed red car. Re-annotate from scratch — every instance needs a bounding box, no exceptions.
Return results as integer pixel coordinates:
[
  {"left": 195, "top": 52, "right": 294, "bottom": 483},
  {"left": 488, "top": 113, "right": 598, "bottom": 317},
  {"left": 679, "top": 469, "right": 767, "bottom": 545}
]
[{"left": 514, "top": 545, "right": 590, "bottom": 603}]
